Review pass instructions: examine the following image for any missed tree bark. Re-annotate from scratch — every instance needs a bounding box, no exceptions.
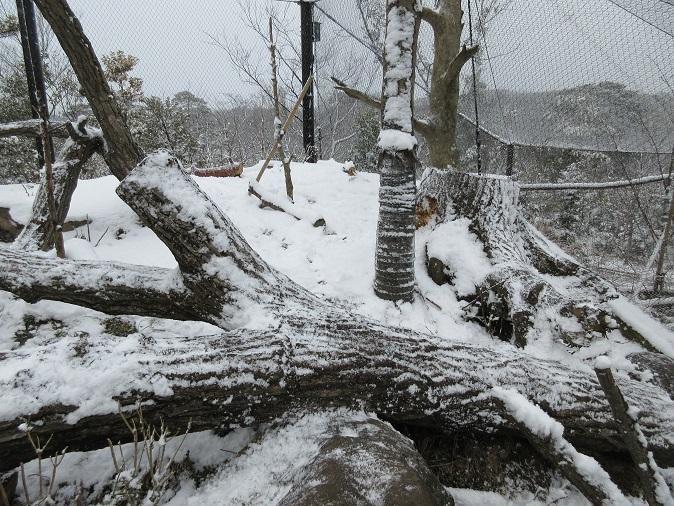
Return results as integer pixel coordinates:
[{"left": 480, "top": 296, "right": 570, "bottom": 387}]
[
  {"left": 417, "top": 168, "right": 663, "bottom": 351},
  {"left": 374, "top": 0, "right": 420, "bottom": 302},
  {"left": 33, "top": 0, "right": 144, "bottom": 180},
  {"left": 1, "top": 154, "right": 674, "bottom": 473},
  {"left": 12, "top": 118, "right": 103, "bottom": 252}
]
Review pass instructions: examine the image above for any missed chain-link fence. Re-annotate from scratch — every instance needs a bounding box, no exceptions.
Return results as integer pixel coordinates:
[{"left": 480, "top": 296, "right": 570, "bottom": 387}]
[
  {"left": 1, "top": 0, "right": 674, "bottom": 293},
  {"left": 316, "top": 0, "right": 674, "bottom": 294}
]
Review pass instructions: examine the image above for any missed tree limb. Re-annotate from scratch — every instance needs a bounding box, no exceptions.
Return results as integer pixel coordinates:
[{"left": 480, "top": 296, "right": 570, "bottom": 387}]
[
  {"left": 13, "top": 117, "right": 104, "bottom": 251},
  {"left": 442, "top": 44, "right": 479, "bottom": 84},
  {"left": 420, "top": 6, "right": 444, "bottom": 30},
  {"left": 595, "top": 364, "right": 673, "bottom": 506},
  {"left": 33, "top": 0, "right": 143, "bottom": 180},
  {"left": 0, "top": 119, "right": 69, "bottom": 139},
  {"left": 0, "top": 246, "right": 192, "bottom": 320},
  {"left": 330, "top": 77, "right": 435, "bottom": 137},
  {"left": 521, "top": 174, "right": 670, "bottom": 191}
]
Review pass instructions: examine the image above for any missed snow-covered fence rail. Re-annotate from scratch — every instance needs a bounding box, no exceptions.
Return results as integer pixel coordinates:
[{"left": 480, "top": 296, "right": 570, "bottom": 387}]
[
  {"left": 520, "top": 174, "right": 670, "bottom": 191},
  {"left": 0, "top": 119, "right": 69, "bottom": 139}
]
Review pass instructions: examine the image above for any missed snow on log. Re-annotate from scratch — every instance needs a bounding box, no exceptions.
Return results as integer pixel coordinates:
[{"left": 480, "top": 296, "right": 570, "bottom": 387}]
[
  {"left": 417, "top": 167, "right": 673, "bottom": 353},
  {"left": 492, "top": 387, "right": 630, "bottom": 506},
  {"left": 1, "top": 153, "right": 674, "bottom": 476},
  {"left": 0, "top": 119, "right": 69, "bottom": 139},
  {"left": 2, "top": 310, "right": 674, "bottom": 473},
  {"left": 13, "top": 117, "right": 104, "bottom": 251},
  {"left": 0, "top": 246, "right": 191, "bottom": 319}
]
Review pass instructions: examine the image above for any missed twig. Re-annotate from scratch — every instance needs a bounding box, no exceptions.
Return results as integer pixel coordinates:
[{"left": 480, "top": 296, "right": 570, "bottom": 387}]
[{"left": 94, "top": 226, "right": 109, "bottom": 247}]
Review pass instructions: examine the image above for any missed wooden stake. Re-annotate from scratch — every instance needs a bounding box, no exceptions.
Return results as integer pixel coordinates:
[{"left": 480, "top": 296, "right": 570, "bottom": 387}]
[
  {"left": 268, "top": 17, "right": 294, "bottom": 201},
  {"left": 256, "top": 74, "right": 314, "bottom": 183}
]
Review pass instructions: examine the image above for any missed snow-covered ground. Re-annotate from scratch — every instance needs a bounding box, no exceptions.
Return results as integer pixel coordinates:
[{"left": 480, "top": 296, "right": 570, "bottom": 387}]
[{"left": 1, "top": 160, "right": 673, "bottom": 504}]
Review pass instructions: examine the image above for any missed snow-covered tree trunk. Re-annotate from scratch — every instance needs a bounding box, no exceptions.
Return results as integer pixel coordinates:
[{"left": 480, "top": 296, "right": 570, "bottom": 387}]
[
  {"left": 373, "top": 0, "right": 421, "bottom": 302},
  {"left": 13, "top": 118, "right": 103, "bottom": 252}
]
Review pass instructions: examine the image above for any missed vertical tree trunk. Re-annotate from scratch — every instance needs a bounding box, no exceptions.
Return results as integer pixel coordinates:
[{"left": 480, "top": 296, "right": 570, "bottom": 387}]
[
  {"left": 373, "top": 0, "right": 421, "bottom": 302},
  {"left": 426, "top": 0, "right": 464, "bottom": 168}
]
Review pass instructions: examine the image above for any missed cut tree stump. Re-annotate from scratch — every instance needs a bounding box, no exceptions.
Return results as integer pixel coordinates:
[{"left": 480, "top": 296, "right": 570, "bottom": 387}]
[{"left": 417, "top": 168, "right": 662, "bottom": 351}]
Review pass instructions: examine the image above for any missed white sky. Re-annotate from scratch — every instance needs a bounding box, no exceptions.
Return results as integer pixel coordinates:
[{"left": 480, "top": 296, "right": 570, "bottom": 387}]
[
  {"left": 68, "top": 0, "right": 283, "bottom": 102},
  {"left": 24, "top": 0, "right": 674, "bottom": 103}
]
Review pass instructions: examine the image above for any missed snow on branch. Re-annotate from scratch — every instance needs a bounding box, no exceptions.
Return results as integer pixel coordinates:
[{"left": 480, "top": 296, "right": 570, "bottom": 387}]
[
  {"left": 520, "top": 174, "right": 669, "bottom": 191},
  {"left": 492, "top": 387, "right": 631, "bottom": 506}
]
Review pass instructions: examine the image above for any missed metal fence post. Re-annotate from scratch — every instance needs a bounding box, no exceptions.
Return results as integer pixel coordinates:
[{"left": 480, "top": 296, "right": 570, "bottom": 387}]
[{"left": 300, "top": 0, "right": 316, "bottom": 162}]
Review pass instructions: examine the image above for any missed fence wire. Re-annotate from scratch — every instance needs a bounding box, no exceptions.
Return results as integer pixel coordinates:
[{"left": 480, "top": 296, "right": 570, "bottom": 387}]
[{"left": 1, "top": 0, "right": 674, "bottom": 293}]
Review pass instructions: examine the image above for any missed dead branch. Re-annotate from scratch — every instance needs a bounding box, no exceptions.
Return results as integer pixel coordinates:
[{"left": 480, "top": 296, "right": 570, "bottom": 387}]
[
  {"left": 521, "top": 174, "right": 670, "bottom": 191},
  {"left": 0, "top": 119, "right": 69, "bottom": 139},
  {"left": 13, "top": 117, "right": 104, "bottom": 252},
  {"left": 330, "top": 77, "right": 434, "bottom": 138}
]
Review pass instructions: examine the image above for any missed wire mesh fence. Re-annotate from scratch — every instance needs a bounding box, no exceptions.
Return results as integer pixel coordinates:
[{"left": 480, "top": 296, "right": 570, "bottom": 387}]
[{"left": 1, "top": 0, "right": 674, "bottom": 292}]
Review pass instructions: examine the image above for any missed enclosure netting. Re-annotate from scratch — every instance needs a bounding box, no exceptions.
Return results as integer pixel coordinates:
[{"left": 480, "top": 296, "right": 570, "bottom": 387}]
[
  {"left": 317, "top": 0, "right": 674, "bottom": 169},
  {"left": 317, "top": 0, "right": 674, "bottom": 300}
]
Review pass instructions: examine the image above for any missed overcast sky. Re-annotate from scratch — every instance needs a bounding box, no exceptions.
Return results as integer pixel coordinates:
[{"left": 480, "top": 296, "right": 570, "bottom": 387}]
[{"left": 24, "top": 0, "right": 674, "bottom": 104}]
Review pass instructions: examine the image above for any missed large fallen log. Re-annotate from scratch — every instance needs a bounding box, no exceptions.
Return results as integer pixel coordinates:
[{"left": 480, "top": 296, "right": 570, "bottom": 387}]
[
  {"left": 1, "top": 153, "right": 674, "bottom": 474},
  {"left": 417, "top": 168, "right": 664, "bottom": 352}
]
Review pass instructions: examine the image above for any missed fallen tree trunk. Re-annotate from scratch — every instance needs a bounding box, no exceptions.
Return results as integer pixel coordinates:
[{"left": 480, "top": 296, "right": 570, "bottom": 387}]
[
  {"left": 417, "top": 168, "right": 664, "bottom": 352},
  {"left": 1, "top": 154, "right": 674, "bottom": 474},
  {"left": 12, "top": 118, "right": 103, "bottom": 251}
]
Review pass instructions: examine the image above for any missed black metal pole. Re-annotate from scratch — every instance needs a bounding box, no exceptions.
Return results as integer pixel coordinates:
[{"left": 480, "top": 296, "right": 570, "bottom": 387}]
[
  {"left": 15, "top": 0, "right": 44, "bottom": 170},
  {"left": 22, "top": 0, "right": 54, "bottom": 162},
  {"left": 300, "top": 0, "right": 316, "bottom": 162}
]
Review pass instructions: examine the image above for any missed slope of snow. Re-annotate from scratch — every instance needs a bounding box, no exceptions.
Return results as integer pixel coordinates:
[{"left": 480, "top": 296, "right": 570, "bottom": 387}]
[{"left": 2, "top": 160, "right": 674, "bottom": 505}]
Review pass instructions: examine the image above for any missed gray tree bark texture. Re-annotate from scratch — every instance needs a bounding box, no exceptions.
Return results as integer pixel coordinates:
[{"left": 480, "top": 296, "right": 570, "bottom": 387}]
[
  {"left": 373, "top": 0, "right": 420, "bottom": 302},
  {"left": 33, "top": 0, "right": 144, "bottom": 180},
  {"left": 12, "top": 118, "right": 103, "bottom": 251},
  {"left": 1, "top": 155, "right": 674, "bottom": 475},
  {"left": 417, "top": 168, "right": 664, "bottom": 351}
]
